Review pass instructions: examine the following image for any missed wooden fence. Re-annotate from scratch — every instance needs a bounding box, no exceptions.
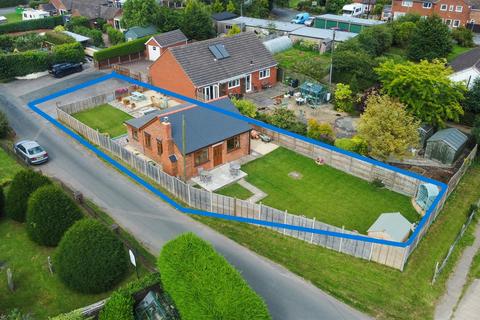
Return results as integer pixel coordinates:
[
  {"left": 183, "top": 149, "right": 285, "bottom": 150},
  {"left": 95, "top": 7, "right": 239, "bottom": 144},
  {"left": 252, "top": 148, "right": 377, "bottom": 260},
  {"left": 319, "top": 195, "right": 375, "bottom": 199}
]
[
  {"left": 95, "top": 52, "right": 145, "bottom": 70},
  {"left": 56, "top": 94, "right": 476, "bottom": 271}
]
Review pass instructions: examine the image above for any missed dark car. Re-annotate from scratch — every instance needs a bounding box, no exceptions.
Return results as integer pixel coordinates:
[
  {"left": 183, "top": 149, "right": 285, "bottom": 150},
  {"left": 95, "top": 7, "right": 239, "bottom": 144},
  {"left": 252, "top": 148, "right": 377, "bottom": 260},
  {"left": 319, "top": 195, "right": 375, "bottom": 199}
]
[{"left": 49, "top": 62, "right": 83, "bottom": 78}]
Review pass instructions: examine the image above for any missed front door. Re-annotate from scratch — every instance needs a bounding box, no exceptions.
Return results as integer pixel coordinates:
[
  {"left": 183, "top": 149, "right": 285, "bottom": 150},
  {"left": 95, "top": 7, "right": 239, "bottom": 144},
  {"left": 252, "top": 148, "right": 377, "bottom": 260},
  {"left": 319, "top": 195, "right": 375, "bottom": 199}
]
[
  {"left": 213, "top": 145, "right": 223, "bottom": 167},
  {"left": 245, "top": 74, "right": 252, "bottom": 92}
]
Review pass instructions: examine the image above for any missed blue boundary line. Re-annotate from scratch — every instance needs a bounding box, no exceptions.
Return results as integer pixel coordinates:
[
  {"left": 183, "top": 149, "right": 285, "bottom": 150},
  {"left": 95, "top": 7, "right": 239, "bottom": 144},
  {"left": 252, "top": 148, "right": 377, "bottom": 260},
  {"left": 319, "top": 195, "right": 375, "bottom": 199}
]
[{"left": 27, "top": 72, "right": 448, "bottom": 248}]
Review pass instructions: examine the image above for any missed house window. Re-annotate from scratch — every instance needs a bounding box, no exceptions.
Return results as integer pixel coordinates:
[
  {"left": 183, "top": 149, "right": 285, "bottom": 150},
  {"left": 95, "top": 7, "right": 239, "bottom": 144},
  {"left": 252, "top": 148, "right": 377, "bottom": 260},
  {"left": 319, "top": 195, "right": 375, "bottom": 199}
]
[
  {"left": 152, "top": 46, "right": 157, "bottom": 51},
  {"left": 132, "top": 129, "right": 139, "bottom": 141},
  {"left": 226, "top": 25, "right": 232, "bottom": 30},
  {"left": 449, "top": 5, "right": 454, "bottom": 11},
  {"left": 228, "top": 79, "right": 240, "bottom": 89},
  {"left": 453, "top": 20, "right": 460, "bottom": 27},
  {"left": 157, "top": 139, "right": 163, "bottom": 155},
  {"left": 144, "top": 132, "right": 151, "bottom": 149},
  {"left": 455, "top": 5, "right": 463, "bottom": 12},
  {"left": 259, "top": 68, "right": 270, "bottom": 79},
  {"left": 440, "top": 4, "right": 447, "bottom": 11},
  {"left": 401, "top": 0, "right": 413, "bottom": 7},
  {"left": 194, "top": 148, "right": 209, "bottom": 166},
  {"left": 445, "top": 19, "right": 452, "bottom": 26},
  {"left": 422, "top": 2, "right": 432, "bottom": 8},
  {"left": 227, "top": 135, "right": 241, "bottom": 153}
]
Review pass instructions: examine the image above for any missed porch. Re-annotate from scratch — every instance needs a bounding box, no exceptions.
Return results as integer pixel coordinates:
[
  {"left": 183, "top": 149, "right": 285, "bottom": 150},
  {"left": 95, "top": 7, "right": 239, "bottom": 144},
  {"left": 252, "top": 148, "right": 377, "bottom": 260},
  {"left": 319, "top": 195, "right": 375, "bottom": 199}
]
[{"left": 191, "top": 162, "right": 247, "bottom": 192}]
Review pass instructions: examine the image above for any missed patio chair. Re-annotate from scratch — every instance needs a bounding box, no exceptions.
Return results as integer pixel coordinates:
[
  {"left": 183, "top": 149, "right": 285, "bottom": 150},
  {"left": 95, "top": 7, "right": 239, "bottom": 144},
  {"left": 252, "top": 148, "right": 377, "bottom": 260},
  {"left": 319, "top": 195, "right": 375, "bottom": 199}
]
[{"left": 229, "top": 162, "right": 240, "bottom": 177}]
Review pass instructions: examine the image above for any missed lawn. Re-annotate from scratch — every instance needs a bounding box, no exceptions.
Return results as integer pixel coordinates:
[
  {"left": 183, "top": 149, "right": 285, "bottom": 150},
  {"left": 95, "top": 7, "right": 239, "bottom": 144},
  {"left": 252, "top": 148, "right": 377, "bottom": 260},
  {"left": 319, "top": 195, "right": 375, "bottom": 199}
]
[
  {"left": 72, "top": 104, "right": 133, "bottom": 138},
  {"left": 241, "top": 148, "right": 418, "bottom": 233},
  {"left": 447, "top": 45, "right": 475, "bottom": 62},
  {"left": 3, "top": 12, "right": 22, "bottom": 24},
  {"left": 274, "top": 47, "right": 330, "bottom": 70},
  {"left": 0, "top": 146, "right": 22, "bottom": 185},
  {"left": 195, "top": 162, "right": 480, "bottom": 320},
  {"left": 216, "top": 183, "right": 253, "bottom": 200}
]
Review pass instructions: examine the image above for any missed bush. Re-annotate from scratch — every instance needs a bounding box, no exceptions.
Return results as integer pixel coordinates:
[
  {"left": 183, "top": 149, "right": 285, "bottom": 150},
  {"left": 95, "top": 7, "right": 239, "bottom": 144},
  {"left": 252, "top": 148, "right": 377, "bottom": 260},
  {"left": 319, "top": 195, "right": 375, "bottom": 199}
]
[
  {"left": 334, "top": 83, "right": 354, "bottom": 113},
  {"left": 73, "top": 26, "right": 104, "bottom": 47},
  {"left": 472, "top": 115, "right": 480, "bottom": 144},
  {"left": 49, "top": 310, "right": 84, "bottom": 320},
  {"left": 0, "top": 50, "right": 52, "bottom": 79},
  {"left": 231, "top": 97, "right": 257, "bottom": 118},
  {"left": 0, "top": 186, "right": 4, "bottom": 218},
  {"left": 268, "top": 108, "right": 307, "bottom": 135},
  {"left": 68, "top": 16, "right": 90, "bottom": 29},
  {"left": 45, "top": 31, "right": 75, "bottom": 45},
  {"left": 5, "top": 170, "right": 51, "bottom": 222},
  {"left": 334, "top": 136, "right": 368, "bottom": 155},
  {"left": 26, "top": 185, "right": 83, "bottom": 246},
  {"left": 357, "top": 25, "right": 393, "bottom": 56},
  {"left": 53, "top": 42, "right": 85, "bottom": 63},
  {"left": 0, "top": 0, "right": 27, "bottom": 8},
  {"left": 94, "top": 36, "right": 150, "bottom": 61},
  {"left": 55, "top": 219, "right": 129, "bottom": 293},
  {"left": 12, "top": 32, "right": 45, "bottom": 51},
  {"left": 106, "top": 26, "right": 124, "bottom": 45},
  {"left": 29, "top": 0, "right": 48, "bottom": 8},
  {"left": 0, "top": 110, "right": 9, "bottom": 138},
  {"left": 0, "top": 15, "right": 63, "bottom": 34},
  {"left": 452, "top": 27, "right": 474, "bottom": 47},
  {"left": 0, "top": 34, "right": 14, "bottom": 52},
  {"left": 293, "top": 39, "right": 319, "bottom": 52},
  {"left": 158, "top": 233, "right": 271, "bottom": 320},
  {"left": 307, "top": 119, "right": 335, "bottom": 144}
]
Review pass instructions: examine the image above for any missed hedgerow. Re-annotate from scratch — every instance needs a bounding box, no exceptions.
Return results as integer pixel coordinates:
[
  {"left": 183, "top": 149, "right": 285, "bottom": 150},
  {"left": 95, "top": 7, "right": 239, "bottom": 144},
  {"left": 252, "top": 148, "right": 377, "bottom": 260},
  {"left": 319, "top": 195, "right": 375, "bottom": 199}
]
[
  {"left": 5, "top": 170, "right": 51, "bottom": 222},
  {"left": 52, "top": 42, "right": 85, "bottom": 63},
  {"left": 0, "top": 15, "right": 63, "bottom": 34},
  {"left": 0, "top": 186, "right": 4, "bottom": 218},
  {"left": 55, "top": 219, "right": 129, "bottom": 293},
  {"left": 93, "top": 36, "right": 149, "bottom": 62},
  {"left": 157, "top": 233, "right": 271, "bottom": 320},
  {"left": 0, "top": 0, "right": 27, "bottom": 8},
  {"left": 26, "top": 185, "right": 83, "bottom": 246},
  {"left": 44, "top": 31, "right": 75, "bottom": 45}
]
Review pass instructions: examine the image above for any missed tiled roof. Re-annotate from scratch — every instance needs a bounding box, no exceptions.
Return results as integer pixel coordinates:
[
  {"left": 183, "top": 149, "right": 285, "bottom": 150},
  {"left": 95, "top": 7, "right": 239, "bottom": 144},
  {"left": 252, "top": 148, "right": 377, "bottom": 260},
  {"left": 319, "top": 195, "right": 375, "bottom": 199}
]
[
  {"left": 211, "top": 11, "right": 238, "bottom": 21},
  {"left": 125, "top": 25, "right": 157, "bottom": 39},
  {"left": 152, "top": 29, "right": 187, "bottom": 47},
  {"left": 168, "top": 32, "right": 277, "bottom": 87}
]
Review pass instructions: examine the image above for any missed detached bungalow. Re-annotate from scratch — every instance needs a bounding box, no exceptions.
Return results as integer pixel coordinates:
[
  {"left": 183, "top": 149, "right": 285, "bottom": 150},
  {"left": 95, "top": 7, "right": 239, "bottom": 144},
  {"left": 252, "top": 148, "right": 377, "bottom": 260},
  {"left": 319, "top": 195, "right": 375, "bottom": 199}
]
[
  {"left": 125, "top": 97, "right": 251, "bottom": 179},
  {"left": 144, "top": 29, "right": 188, "bottom": 61},
  {"left": 149, "top": 32, "right": 278, "bottom": 101}
]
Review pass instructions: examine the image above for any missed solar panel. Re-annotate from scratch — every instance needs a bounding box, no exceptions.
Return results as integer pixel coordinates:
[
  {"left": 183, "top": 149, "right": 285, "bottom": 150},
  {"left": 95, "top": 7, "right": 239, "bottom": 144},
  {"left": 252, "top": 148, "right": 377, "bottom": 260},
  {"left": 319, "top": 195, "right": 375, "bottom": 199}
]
[
  {"left": 216, "top": 44, "right": 230, "bottom": 58},
  {"left": 208, "top": 45, "right": 223, "bottom": 60}
]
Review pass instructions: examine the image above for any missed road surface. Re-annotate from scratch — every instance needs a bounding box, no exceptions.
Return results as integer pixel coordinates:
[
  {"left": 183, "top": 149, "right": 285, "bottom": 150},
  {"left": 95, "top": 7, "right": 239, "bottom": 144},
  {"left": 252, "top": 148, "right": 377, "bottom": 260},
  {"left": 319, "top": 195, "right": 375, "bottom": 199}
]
[{"left": 0, "top": 76, "right": 371, "bottom": 320}]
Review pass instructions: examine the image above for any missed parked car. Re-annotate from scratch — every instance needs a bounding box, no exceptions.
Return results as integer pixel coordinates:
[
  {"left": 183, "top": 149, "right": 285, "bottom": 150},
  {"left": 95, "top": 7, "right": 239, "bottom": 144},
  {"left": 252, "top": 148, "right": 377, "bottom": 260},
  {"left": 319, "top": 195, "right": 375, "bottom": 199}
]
[
  {"left": 49, "top": 62, "right": 83, "bottom": 78},
  {"left": 14, "top": 140, "right": 49, "bottom": 165},
  {"left": 291, "top": 12, "right": 310, "bottom": 24},
  {"left": 304, "top": 17, "right": 315, "bottom": 27}
]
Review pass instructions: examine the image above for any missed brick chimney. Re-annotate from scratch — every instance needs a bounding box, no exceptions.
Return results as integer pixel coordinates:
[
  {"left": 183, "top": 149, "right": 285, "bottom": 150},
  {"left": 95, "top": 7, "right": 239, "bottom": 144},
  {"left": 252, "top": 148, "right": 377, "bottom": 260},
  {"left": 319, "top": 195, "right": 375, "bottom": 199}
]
[{"left": 159, "top": 116, "right": 177, "bottom": 176}]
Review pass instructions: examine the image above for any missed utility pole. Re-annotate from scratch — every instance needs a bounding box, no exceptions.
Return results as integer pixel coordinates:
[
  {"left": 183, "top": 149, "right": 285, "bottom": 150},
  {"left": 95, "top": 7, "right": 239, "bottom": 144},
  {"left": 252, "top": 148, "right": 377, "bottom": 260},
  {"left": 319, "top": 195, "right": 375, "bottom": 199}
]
[
  {"left": 328, "top": 28, "right": 337, "bottom": 86},
  {"left": 182, "top": 114, "right": 187, "bottom": 183}
]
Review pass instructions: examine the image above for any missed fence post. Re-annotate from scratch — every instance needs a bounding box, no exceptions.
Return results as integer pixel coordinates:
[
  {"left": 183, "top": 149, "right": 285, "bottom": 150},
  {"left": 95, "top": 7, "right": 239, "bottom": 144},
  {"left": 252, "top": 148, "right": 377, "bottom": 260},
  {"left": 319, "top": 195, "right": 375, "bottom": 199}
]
[
  {"left": 170, "top": 176, "right": 174, "bottom": 194},
  {"left": 310, "top": 217, "right": 315, "bottom": 244},
  {"left": 258, "top": 202, "right": 262, "bottom": 220},
  {"left": 283, "top": 210, "right": 287, "bottom": 235},
  {"left": 369, "top": 243, "right": 374, "bottom": 261},
  {"left": 339, "top": 226, "right": 344, "bottom": 252},
  {"left": 187, "top": 184, "right": 191, "bottom": 207},
  {"left": 210, "top": 191, "right": 213, "bottom": 212}
]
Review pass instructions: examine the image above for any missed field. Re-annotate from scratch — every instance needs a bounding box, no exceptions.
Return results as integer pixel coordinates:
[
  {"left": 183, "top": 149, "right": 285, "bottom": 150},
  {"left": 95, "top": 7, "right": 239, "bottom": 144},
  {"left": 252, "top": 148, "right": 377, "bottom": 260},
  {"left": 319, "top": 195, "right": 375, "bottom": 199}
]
[
  {"left": 195, "top": 162, "right": 480, "bottom": 319},
  {"left": 72, "top": 104, "right": 133, "bottom": 138},
  {"left": 236, "top": 148, "right": 418, "bottom": 233}
]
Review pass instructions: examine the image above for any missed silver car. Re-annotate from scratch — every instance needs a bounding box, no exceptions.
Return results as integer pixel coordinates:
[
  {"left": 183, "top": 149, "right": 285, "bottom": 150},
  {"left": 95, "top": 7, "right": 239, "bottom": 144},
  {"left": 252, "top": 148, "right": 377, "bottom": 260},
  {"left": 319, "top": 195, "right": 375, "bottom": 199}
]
[{"left": 14, "top": 140, "right": 49, "bottom": 165}]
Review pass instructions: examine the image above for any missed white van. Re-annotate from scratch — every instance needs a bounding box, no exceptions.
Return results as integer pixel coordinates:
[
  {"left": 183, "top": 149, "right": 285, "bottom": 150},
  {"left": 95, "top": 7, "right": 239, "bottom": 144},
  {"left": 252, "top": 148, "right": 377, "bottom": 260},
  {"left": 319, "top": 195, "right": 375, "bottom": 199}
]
[{"left": 342, "top": 4, "right": 366, "bottom": 17}]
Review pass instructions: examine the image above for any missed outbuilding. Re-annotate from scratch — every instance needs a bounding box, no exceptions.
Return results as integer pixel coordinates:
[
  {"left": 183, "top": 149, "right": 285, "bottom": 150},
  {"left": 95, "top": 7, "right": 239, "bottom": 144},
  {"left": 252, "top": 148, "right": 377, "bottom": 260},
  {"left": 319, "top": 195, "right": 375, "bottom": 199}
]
[
  {"left": 313, "top": 14, "right": 384, "bottom": 33},
  {"left": 367, "top": 212, "right": 413, "bottom": 242},
  {"left": 425, "top": 128, "right": 468, "bottom": 165},
  {"left": 415, "top": 183, "right": 439, "bottom": 212},
  {"left": 144, "top": 29, "right": 188, "bottom": 61},
  {"left": 125, "top": 25, "right": 157, "bottom": 42}
]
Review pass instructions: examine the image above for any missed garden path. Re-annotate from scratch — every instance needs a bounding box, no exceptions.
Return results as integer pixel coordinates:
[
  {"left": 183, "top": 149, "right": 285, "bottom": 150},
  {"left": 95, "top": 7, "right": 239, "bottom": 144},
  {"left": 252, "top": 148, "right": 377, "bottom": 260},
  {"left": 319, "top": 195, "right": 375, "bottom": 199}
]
[{"left": 238, "top": 179, "right": 267, "bottom": 203}]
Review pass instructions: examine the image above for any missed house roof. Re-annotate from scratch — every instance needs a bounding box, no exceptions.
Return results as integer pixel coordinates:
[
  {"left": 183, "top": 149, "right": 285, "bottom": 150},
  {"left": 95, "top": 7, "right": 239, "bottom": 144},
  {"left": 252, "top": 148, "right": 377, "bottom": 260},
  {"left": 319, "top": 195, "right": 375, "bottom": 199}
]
[
  {"left": 125, "top": 97, "right": 252, "bottom": 154},
  {"left": 125, "top": 25, "right": 157, "bottom": 39},
  {"left": 450, "top": 46, "right": 480, "bottom": 72},
  {"left": 367, "top": 212, "right": 412, "bottom": 242},
  {"left": 211, "top": 11, "right": 238, "bottom": 21},
  {"left": 167, "top": 32, "right": 277, "bottom": 87},
  {"left": 317, "top": 14, "right": 385, "bottom": 26},
  {"left": 427, "top": 128, "right": 468, "bottom": 151},
  {"left": 224, "top": 16, "right": 304, "bottom": 32},
  {"left": 289, "top": 26, "right": 357, "bottom": 42},
  {"left": 40, "top": 3, "right": 57, "bottom": 12},
  {"left": 151, "top": 29, "right": 187, "bottom": 47}
]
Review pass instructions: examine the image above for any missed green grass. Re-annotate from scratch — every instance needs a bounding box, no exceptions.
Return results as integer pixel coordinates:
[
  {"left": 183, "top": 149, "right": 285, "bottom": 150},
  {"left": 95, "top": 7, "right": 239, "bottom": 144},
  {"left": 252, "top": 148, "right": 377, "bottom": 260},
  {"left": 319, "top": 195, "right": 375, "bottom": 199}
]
[
  {"left": 3, "top": 12, "right": 22, "bottom": 24},
  {"left": 195, "top": 162, "right": 480, "bottom": 320},
  {"left": 447, "top": 45, "right": 475, "bottom": 62},
  {"left": 241, "top": 148, "right": 418, "bottom": 233},
  {"left": 216, "top": 183, "right": 253, "bottom": 200},
  {"left": 73, "top": 104, "right": 133, "bottom": 138},
  {"left": 274, "top": 47, "right": 330, "bottom": 70},
  {"left": 0, "top": 146, "right": 22, "bottom": 185}
]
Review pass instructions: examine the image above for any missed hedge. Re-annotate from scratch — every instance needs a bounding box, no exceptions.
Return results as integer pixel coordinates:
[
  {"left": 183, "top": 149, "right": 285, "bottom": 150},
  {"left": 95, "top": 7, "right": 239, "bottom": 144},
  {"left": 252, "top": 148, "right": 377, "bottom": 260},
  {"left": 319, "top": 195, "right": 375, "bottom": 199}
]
[
  {"left": 5, "top": 170, "right": 51, "bottom": 222},
  {"left": 44, "top": 31, "right": 75, "bottom": 45},
  {"left": 0, "top": 186, "right": 4, "bottom": 218},
  {"left": 0, "top": 0, "right": 27, "bottom": 8},
  {"left": 94, "top": 36, "right": 150, "bottom": 62},
  {"left": 55, "top": 219, "right": 129, "bottom": 294},
  {"left": 157, "top": 233, "right": 271, "bottom": 320},
  {"left": 52, "top": 42, "right": 85, "bottom": 64},
  {"left": 0, "top": 15, "right": 63, "bottom": 34}
]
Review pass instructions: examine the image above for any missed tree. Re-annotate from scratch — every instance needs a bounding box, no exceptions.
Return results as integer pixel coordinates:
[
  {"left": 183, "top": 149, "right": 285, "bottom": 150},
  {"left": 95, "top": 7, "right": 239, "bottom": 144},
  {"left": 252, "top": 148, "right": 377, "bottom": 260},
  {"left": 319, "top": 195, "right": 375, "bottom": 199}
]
[
  {"left": 451, "top": 27, "right": 474, "bottom": 47},
  {"left": 332, "top": 47, "right": 379, "bottom": 92},
  {"left": 307, "top": 119, "right": 335, "bottom": 144},
  {"left": 472, "top": 115, "right": 480, "bottom": 144},
  {"left": 227, "top": 24, "right": 241, "bottom": 36},
  {"left": 357, "top": 25, "right": 393, "bottom": 56},
  {"left": 211, "top": 0, "right": 224, "bottom": 12},
  {"left": 358, "top": 95, "right": 420, "bottom": 160},
  {"left": 6, "top": 170, "right": 51, "bottom": 222},
  {"left": 268, "top": 108, "right": 306, "bottom": 135},
  {"left": 26, "top": 185, "right": 84, "bottom": 246},
  {"left": 407, "top": 15, "right": 452, "bottom": 61},
  {"left": 0, "top": 186, "right": 4, "bottom": 218},
  {"left": 181, "top": 0, "right": 215, "bottom": 41},
  {"left": 375, "top": 59, "right": 466, "bottom": 127},
  {"left": 391, "top": 21, "right": 416, "bottom": 48},
  {"left": 226, "top": 0, "right": 236, "bottom": 12},
  {"left": 157, "top": 6, "right": 182, "bottom": 32},
  {"left": 334, "top": 136, "right": 368, "bottom": 155},
  {"left": 334, "top": 83, "right": 354, "bottom": 113},
  {"left": 55, "top": 219, "right": 129, "bottom": 293},
  {"left": 248, "top": 0, "right": 270, "bottom": 18},
  {"left": 325, "top": 0, "right": 349, "bottom": 13},
  {"left": 0, "top": 110, "right": 8, "bottom": 138},
  {"left": 231, "top": 97, "right": 257, "bottom": 118},
  {"left": 122, "top": 0, "right": 160, "bottom": 28},
  {"left": 464, "top": 78, "right": 480, "bottom": 114},
  {"left": 106, "top": 26, "right": 125, "bottom": 45}
]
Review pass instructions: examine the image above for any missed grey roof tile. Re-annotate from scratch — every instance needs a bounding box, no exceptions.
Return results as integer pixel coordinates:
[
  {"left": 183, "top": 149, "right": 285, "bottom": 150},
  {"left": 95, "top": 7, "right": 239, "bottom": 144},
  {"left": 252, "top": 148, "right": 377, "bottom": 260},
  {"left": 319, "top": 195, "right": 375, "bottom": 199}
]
[{"left": 152, "top": 29, "right": 187, "bottom": 47}]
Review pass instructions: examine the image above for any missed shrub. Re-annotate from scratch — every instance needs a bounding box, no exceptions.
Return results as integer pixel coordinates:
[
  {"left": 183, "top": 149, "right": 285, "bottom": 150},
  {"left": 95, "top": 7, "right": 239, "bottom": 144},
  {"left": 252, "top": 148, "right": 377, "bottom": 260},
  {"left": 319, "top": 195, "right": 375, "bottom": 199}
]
[
  {"left": 0, "top": 34, "right": 14, "bottom": 52},
  {"left": 94, "top": 36, "right": 149, "bottom": 61},
  {"left": 268, "top": 108, "right": 307, "bottom": 135},
  {"left": 55, "top": 219, "right": 129, "bottom": 293},
  {"left": 73, "top": 26, "right": 104, "bottom": 47},
  {"left": 12, "top": 32, "right": 45, "bottom": 52},
  {"left": 29, "top": 0, "right": 48, "bottom": 8},
  {"left": 45, "top": 31, "right": 75, "bottom": 45},
  {"left": 334, "top": 136, "right": 368, "bottom": 155},
  {"left": 307, "top": 119, "right": 335, "bottom": 144},
  {"left": 68, "top": 16, "right": 90, "bottom": 29},
  {"left": 0, "top": 16, "right": 63, "bottom": 34},
  {"left": 334, "top": 83, "right": 354, "bottom": 113},
  {"left": 0, "top": 50, "right": 52, "bottom": 79},
  {"left": 49, "top": 310, "right": 84, "bottom": 320},
  {"left": 0, "top": 186, "right": 4, "bottom": 218},
  {"left": 54, "top": 25, "right": 66, "bottom": 32},
  {"left": 5, "top": 170, "right": 51, "bottom": 222},
  {"left": 357, "top": 25, "right": 393, "bottom": 56},
  {"left": 293, "top": 39, "right": 319, "bottom": 52},
  {"left": 0, "top": 0, "right": 27, "bottom": 8},
  {"left": 26, "top": 185, "right": 83, "bottom": 246},
  {"left": 52, "top": 42, "right": 85, "bottom": 63},
  {"left": 231, "top": 97, "right": 257, "bottom": 118},
  {"left": 106, "top": 26, "right": 124, "bottom": 45},
  {"left": 0, "top": 110, "right": 9, "bottom": 138},
  {"left": 452, "top": 27, "right": 474, "bottom": 47},
  {"left": 157, "top": 233, "right": 271, "bottom": 320}
]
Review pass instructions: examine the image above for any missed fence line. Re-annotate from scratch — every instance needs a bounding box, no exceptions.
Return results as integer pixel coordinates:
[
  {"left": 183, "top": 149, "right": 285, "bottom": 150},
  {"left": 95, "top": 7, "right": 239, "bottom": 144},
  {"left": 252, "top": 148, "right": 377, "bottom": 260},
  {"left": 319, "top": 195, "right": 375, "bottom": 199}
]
[{"left": 56, "top": 96, "right": 475, "bottom": 271}]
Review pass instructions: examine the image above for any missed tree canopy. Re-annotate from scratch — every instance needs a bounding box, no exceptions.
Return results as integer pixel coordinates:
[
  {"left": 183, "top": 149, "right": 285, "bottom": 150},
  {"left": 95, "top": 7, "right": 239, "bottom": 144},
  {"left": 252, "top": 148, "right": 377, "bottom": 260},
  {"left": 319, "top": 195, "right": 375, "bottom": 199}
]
[
  {"left": 407, "top": 15, "right": 452, "bottom": 61},
  {"left": 464, "top": 78, "right": 480, "bottom": 114},
  {"left": 181, "top": 0, "right": 215, "bottom": 40},
  {"left": 122, "top": 0, "right": 159, "bottom": 28}
]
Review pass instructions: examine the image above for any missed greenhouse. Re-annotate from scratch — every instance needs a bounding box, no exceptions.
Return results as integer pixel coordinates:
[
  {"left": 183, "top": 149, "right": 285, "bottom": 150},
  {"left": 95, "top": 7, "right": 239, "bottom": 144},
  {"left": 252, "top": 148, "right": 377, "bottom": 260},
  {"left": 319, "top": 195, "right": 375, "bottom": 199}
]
[
  {"left": 299, "top": 81, "right": 329, "bottom": 104},
  {"left": 425, "top": 128, "right": 468, "bottom": 165},
  {"left": 415, "top": 183, "right": 439, "bottom": 211},
  {"left": 263, "top": 36, "right": 292, "bottom": 54}
]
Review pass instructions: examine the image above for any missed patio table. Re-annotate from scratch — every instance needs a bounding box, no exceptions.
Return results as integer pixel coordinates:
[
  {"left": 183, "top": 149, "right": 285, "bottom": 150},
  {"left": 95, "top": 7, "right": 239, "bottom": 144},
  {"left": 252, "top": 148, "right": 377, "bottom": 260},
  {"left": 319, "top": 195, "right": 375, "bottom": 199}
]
[{"left": 230, "top": 163, "right": 241, "bottom": 177}]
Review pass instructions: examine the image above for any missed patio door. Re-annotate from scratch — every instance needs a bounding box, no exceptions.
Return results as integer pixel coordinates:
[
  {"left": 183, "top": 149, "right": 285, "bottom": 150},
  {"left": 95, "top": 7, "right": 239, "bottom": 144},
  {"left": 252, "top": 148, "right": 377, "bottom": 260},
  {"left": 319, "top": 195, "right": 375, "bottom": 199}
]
[
  {"left": 213, "top": 145, "right": 223, "bottom": 167},
  {"left": 245, "top": 74, "right": 252, "bottom": 92},
  {"left": 203, "top": 85, "right": 219, "bottom": 101}
]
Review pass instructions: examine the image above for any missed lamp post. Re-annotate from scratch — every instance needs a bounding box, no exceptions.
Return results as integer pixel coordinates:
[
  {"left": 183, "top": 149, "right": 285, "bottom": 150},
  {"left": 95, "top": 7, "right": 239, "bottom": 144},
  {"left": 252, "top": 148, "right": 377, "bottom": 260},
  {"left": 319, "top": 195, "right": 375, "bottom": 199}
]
[{"left": 328, "top": 27, "right": 338, "bottom": 86}]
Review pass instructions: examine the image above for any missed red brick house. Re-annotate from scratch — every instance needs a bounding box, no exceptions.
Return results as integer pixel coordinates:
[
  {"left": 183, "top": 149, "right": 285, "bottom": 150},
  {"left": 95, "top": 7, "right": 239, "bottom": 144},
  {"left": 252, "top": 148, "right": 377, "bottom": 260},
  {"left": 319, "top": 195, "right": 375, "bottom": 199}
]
[
  {"left": 149, "top": 32, "right": 278, "bottom": 101},
  {"left": 50, "top": 0, "right": 123, "bottom": 29},
  {"left": 144, "top": 29, "right": 188, "bottom": 61},
  {"left": 124, "top": 97, "right": 251, "bottom": 180},
  {"left": 391, "top": 0, "right": 472, "bottom": 27}
]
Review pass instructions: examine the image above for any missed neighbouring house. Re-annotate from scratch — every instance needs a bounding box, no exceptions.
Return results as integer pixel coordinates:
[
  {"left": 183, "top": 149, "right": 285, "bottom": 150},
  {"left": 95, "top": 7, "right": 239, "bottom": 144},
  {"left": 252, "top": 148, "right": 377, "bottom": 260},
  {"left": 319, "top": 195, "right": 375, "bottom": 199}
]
[
  {"left": 39, "top": 3, "right": 58, "bottom": 15},
  {"left": 22, "top": 9, "right": 49, "bottom": 20},
  {"left": 313, "top": 14, "right": 385, "bottom": 33},
  {"left": 50, "top": 0, "right": 123, "bottom": 28},
  {"left": 425, "top": 128, "right": 468, "bottom": 165},
  {"left": 468, "top": 1, "right": 480, "bottom": 31},
  {"left": 449, "top": 46, "right": 480, "bottom": 88},
  {"left": 217, "top": 16, "right": 304, "bottom": 36},
  {"left": 382, "top": 4, "right": 393, "bottom": 20},
  {"left": 212, "top": 11, "right": 238, "bottom": 32},
  {"left": 124, "top": 97, "right": 252, "bottom": 180},
  {"left": 149, "top": 32, "right": 278, "bottom": 101},
  {"left": 145, "top": 29, "right": 188, "bottom": 61},
  {"left": 367, "top": 212, "right": 413, "bottom": 242},
  {"left": 391, "top": 0, "right": 474, "bottom": 27},
  {"left": 125, "top": 25, "right": 157, "bottom": 41}
]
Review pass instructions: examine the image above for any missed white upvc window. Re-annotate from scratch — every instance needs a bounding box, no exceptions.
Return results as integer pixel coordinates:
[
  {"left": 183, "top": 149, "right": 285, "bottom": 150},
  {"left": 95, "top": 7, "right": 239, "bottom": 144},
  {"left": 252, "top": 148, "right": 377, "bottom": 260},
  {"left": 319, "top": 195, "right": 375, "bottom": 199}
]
[
  {"left": 228, "top": 78, "right": 240, "bottom": 88},
  {"left": 440, "top": 4, "right": 447, "bottom": 11},
  {"left": 453, "top": 20, "right": 460, "bottom": 27},
  {"left": 422, "top": 2, "right": 432, "bottom": 9},
  {"left": 449, "top": 4, "right": 454, "bottom": 11},
  {"left": 455, "top": 5, "right": 463, "bottom": 12},
  {"left": 259, "top": 68, "right": 270, "bottom": 79},
  {"left": 402, "top": 0, "right": 413, "bottom": 7}
]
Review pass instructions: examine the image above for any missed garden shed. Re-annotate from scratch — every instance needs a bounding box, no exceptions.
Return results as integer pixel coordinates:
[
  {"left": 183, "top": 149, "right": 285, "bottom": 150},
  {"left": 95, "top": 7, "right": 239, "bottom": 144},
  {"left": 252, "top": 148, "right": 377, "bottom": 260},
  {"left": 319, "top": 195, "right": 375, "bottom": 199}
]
[
  {"left": 425, "top": 128, "right": 468, "bottom": 165},
  {"left": 415, "top": 183, "right": 439, "bottom": 212},
  {"left": 367, "top": 212, "right": 413, "bottom": 242},
  {"left": 418, "top": 124, "right": 434, "bottom": 148}
]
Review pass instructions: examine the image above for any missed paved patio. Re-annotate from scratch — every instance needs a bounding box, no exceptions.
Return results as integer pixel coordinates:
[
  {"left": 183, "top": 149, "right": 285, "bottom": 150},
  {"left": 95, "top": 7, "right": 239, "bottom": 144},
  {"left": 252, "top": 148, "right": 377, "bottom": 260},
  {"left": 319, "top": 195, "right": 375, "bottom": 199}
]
[{"left": 191, "top": 162, "right": 247, "bottom": 191}]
